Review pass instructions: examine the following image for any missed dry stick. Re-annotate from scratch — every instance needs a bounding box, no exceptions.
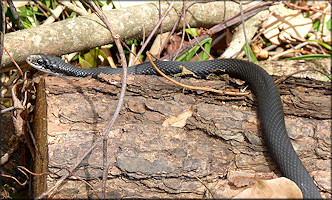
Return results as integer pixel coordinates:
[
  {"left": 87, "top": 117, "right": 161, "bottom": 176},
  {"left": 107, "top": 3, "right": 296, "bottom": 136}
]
[
  {"left": 31, "top": 2, "right": 49, "bottom": 19},
  {"left": 293, "top": 41, "right": 327, "bottom": 55},
  {"left": 195, "top": 176, "right": 214, "bottom": 199},
  {"left": 269, "top": 49, "right": 313, "bottom": 60},
  {"left": 180, "top": 4, "right": 213, "bottom": 60},
  {"left": 161, "top": 0, "right": 214, "bottom": 58},
  {"left": 64, "top": 167, "right": 100, "bottom": 199},
  {"left": 4, "top": 47, "right": 24, "bottom": 76},
  {"left": 20, "top": 164, "right": 100, "bottom": 198},
  {"left": 306, "top": 44, "right": 326, "bottom": 55},
  {"left": 170, "top": 2, "right": 213, "bottom": 60},
  {"left": 1, "top": 172, "right": 28, "bottom": 186},
  {"left": 283, "top": 1, "right": 331, "bottom": 15},
  {"left": 88, "top": 0, "right": 129, "bottom": 198},
  {"left": 186, "top": 23, "right": 214, "bottom": 59},
  {"left": 170, "top": 3, "right": 214, "bottom": 60},
  {"left": 147, "top": 52, "right": 249, "bottom": 96},
  {"left": 162, "top": 2, "right": 212, "bottom": 60},
  {"left": 158, "top": 15, "right": 181, "bottom": 58},
  {"left": 239, "top": 1, "right": 251, "bottom": 62},
  {"left": 58, "top": 1, "right": 89, "bottom": 16},
  {"left": 29, "top": 1, "right": 39, "bottom": 25},
  {"left": 161, "top": 0, "right": 245, "bottom": 59},
  {"left": 35, "top": 0, "right": 53, "bottom": 17},
  {"left": 175, "top": 3, "right": 213, "bottom": 60},
  {"left": 0, "top": 0, "right": 5, "bottom": 67},
  {"left": 132, "top": 1, "right": 174, "bottom": 65},
  {"left": 119, "top": 39, "right": 150, "bottom": 66},
  {"left": 159, "top": 0, "right": 163, "bottom": 55},
  {"left": 167, "top": 4, "right": 250, "bottom": 59},
  {"left": 23, "top": 164, "right": 101, "bottom": 199},
  {"left": 157, "top": 0, "right": 186, "bottom": 58},
  {"left": 0, "top": 106, "right": 15, "bottom": 113},
  {"left": 18, "top": 165, "right": 65, "bottom": 177},
  {"left": 173, "top": 1, "right": 187, "bottom": 60}
]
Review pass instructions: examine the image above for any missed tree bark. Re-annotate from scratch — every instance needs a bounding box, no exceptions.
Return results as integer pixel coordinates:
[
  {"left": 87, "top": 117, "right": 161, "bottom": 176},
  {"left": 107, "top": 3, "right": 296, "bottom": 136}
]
[{"left": 33, "top": 59, "right": 331, "bottom": 198}]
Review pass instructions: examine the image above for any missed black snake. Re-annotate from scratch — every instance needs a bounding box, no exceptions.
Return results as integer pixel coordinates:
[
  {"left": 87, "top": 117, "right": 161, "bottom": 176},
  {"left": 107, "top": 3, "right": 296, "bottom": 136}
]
[{"left": 26, "top": 54, "right": 322, "bottom": 198}]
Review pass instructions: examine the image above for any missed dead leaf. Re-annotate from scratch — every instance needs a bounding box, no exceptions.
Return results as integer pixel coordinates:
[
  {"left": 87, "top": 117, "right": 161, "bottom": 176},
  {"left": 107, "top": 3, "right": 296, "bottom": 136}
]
[
  {"left": 175, "top": 65, "right": 200, "bottom": 78},
  {"left": 251, "top": 43, "right": 268, "bottom": 60},
  {"left": 233, "top": 177, "right": 303, "bottom": 199},
  {"left": 162, "top": 107, "right": 193, "bottom": 128},
  {"left": 196, "top": 27, "right": 212, "bottom": 36},
  {"left": 263, "top": 2, "right": 313, "bottom": 45},
  {"left": 166, "top": 35, "right": 184, "bottom": 55}
]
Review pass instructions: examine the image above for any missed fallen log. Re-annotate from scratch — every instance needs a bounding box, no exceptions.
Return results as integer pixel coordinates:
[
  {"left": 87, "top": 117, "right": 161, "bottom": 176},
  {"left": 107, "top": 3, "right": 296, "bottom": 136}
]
[{"left": 33, "top": 59, "right": 331, "bottom": 198}]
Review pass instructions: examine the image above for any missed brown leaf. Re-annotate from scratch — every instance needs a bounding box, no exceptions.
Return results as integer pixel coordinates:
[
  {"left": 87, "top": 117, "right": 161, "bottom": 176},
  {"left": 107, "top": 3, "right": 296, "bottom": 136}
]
[
  {"left": 251, "top": 43, "right": 269, "bottom": 60},
  {"left": 162, "top": 107, "right": 193, "bottom": 128},
  {"left": 175, "top": 65, "right": 200, "bottom": 78},
  {"left": 263, "top": 2, "right": 313, "bottom": 45},
  {"left": 165, "top": 35, "right": 184, "bottom": 55},
  {"left": 233, "top": 177, "right": 303, "bottom": 199}
]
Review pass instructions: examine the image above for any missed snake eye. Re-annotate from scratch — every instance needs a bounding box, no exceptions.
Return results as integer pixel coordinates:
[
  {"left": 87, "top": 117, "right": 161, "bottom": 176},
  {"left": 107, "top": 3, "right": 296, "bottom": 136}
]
[{"left": 37, "top": 59, "right": 45, "bottom": 65}]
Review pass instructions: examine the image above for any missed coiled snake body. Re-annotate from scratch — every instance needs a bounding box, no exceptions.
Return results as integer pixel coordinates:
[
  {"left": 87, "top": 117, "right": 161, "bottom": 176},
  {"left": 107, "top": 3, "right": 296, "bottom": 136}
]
[{"left": 26, "top": 54, "right": 321, "bottom": 198}]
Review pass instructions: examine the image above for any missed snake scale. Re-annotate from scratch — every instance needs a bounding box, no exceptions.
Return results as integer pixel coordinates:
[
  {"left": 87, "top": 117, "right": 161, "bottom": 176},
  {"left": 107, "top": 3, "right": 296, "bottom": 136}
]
[{"left": 26, "top": 54, "right": 322, "bottom": 198}]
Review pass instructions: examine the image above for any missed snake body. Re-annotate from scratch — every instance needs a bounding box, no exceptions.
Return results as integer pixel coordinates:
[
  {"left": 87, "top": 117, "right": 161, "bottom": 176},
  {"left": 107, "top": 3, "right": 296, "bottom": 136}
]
[{"left": 26, "top": 54, "right": 321, "bottom": 198}]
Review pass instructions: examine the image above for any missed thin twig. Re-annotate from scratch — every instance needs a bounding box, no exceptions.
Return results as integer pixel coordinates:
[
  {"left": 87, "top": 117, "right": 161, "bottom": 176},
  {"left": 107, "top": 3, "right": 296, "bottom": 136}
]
[
  {"left": 283, "top": 1, "right": 331, "bottom": 15},
  {"left": 18, "top": 166, "right": 62, "bottom": 176},
  {"left": 64, "top": 167, "right": 100, "bottom": 199},
  {"left": 269, "top": 49, "right": 313, "bottom": 60},
  {"left": 210, "top": 2, "right": 272, "bottom": 34},
  {"left": 195, "top": 176, "right": 214, "bottom": 199},
  {"left": 31, "top": 1, "right": 49, "bottom": 18},
  {"left": 159, "top": 0, "right": 163, "bottom": 56},
  {"left": 88, "top": 0, "right": 129, "bottom": 198},
  {"left": 133, "top": 1, "right": 174, "bottom": 65},
  {"left": 239, "top": 1, "right": 251, "bottom": 62},
  {"left": 147, "top": 52, "right": 249, "bottom": 96},
  {"left": 158, "top": 14, "right": 181, "bottom": 58},
  {"left": 174, "top": 1, "right": 187, "bottom": 60},
  {"left": 0, "top": 0, "right": 5, "bottom": 67},
  {"left": 170, "top": 3, "right": 214, "bottom": 60},
  {"left": 1, "top": 172, "right": 28, "bottom": 186},
  {"left": 185, "top": 23, "right": 213, "bottom": 60},
  {"left": 29, "top": 1, "right": 39, "bottom": 26},
  {"left": 15, "top": 165, "right": 101, "bottom": 199},
  {"left": 4, "top": 47, "right": 24, "bottom": 77},
  {"left": 1, "top": 106, "right": 15, "bottom": 113}
]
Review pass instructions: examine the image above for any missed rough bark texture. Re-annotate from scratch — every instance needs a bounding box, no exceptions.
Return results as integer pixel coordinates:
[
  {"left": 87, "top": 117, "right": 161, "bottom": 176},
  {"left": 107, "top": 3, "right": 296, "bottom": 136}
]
[
  {"left": 2, "top": 1, "right": 267, "bottom": 68},
  {"left": 33, "top": 59, "right": 331, "bottom": 198}
]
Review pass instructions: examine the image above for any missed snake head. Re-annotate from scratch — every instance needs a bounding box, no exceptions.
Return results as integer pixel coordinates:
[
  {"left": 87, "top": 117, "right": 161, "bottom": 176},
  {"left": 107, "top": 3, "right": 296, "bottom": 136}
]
[{"left": 26, "top": 54, "right": 65, "bottom": 76}]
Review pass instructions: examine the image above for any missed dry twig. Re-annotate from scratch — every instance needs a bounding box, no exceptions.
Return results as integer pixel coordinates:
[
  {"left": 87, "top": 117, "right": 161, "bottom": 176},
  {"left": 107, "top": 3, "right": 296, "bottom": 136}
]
[{"left": 147, "top": 52, "right": 249, "bottom": 96}]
